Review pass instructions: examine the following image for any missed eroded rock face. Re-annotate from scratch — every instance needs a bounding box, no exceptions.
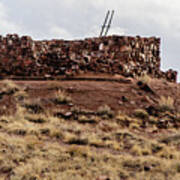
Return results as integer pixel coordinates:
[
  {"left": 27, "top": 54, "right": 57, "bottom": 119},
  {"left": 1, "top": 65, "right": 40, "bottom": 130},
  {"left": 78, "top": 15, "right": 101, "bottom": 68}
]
[{"left": 0, "top": 34, "right": 177, "bottom": 82}]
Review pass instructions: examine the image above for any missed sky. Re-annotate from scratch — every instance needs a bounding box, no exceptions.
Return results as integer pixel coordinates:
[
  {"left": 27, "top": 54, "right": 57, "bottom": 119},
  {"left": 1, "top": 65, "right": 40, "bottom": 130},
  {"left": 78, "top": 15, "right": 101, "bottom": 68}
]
[{"left": 0, "top": 0, "right": 180, "bottom": 81}]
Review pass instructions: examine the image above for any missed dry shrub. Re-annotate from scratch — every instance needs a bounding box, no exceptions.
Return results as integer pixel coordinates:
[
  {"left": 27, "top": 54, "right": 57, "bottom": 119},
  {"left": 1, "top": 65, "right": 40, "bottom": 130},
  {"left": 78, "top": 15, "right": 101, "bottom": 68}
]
[
  {"left": 97, "top": 105, "right": 114, "bottom": 118},
  {"left": 78, "top": 115, "right": 98, "bottom": 124},
  {"left": 54, "top": 90, "right": 71, "bottom": 104},
  {"left": 67, "top": 145, "right": 91, "bottom": 157},
  {"left": 137, "top": 74, "right": 152, "bottom": 84},
  {"left": 14, "top": 90, "right": 28, "bottom": 101},
  {"left": 23, "top": 100, "right": 44, "bottom": 114},
  {"left": 134, "top": 109, "right": 149, "bottom": 119},
  {"left": 25, "top": 114, "right": 48, "bottom": 124},
  {"left": 158, "top": 96, "right": 174, "bottom": 112},
  {"left": 1, "top": 79, "right": 20, "bottom": 94}
]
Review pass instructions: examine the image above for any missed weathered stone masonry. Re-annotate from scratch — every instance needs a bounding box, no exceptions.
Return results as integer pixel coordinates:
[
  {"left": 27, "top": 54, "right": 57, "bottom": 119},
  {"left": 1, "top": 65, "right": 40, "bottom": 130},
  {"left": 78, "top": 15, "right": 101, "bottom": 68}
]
[{"left": 0, "top": 34, "right": 177, "bottom": 82}]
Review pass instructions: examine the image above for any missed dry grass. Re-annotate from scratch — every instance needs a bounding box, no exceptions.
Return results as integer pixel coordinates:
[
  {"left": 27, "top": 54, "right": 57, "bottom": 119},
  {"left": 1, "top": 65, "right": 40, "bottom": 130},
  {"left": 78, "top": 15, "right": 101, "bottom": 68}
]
[
  {"left": 54, "top": 90, "right": 72, "bottom": 104},
  {"left": 13, "top": 90, "right": 28, "bottom": 101},
  {"left": 158, "top": 96, "right": 175, "bottom": 112},
  {"left": 1, "top": 109, "right": 180, "bottom": 179},
  {"left": 134, "top": 109, "right": 149, "bottom": 119},
  {"left": 0, "top": 81, "right": 180, "bottom": 179},
  {"left": 97, "top": 104, "right": 114, "bottom": 118},
  {"left": 1, "top": 79, "right": 20, "bottom": 93},
  {"left": 136, "top": 74, "right": 152, "bottom": 84}
]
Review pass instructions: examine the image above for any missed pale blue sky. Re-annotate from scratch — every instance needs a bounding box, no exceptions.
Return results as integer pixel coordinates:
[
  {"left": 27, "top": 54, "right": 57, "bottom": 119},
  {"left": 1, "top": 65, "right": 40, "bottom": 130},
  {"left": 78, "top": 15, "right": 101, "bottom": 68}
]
[{"left": 0, "top": 0, "right": 179, "bottom": 81}]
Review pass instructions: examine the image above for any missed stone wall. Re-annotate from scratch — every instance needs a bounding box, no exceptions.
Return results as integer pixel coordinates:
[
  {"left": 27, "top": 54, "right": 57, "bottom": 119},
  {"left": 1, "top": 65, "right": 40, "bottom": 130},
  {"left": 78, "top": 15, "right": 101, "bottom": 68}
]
[{"left": 0, "top": 34, "right": 177, "bottom": 82}]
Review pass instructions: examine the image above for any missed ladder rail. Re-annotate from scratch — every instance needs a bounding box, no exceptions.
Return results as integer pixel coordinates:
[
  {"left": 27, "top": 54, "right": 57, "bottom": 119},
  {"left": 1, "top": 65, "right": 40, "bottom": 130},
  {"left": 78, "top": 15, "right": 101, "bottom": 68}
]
[
  {"left": 99, "top": 10, "right": 110, "bottom": 37},
  {"left": 104, "top": 10, "right": 115, "bottom": 36}
]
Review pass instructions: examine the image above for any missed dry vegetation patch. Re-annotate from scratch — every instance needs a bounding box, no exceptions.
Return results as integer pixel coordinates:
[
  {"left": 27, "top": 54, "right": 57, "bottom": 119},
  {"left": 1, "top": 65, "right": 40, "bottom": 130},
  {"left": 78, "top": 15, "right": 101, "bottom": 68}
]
[
  {"left": 53, "top": 90, "right": 72, "bottom": 104},
  {"left": 158, "top": 96, "right": 175, "bottom": 112},
  {"left": 0, "top": 79, "right": 179, "bottom": 179}
]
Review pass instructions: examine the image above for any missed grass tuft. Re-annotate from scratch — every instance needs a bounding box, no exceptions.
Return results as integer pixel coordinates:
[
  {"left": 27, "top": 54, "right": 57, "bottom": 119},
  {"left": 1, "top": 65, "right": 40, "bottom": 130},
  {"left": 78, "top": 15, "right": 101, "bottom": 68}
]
[
  {"left": 136, "top": 74, "right": 152, "bottom": 84},
  {"left": 134, "top": 109, "right": 149, "bottom": 119},
  {"left": 97, "top": 105, "right": 114, "bottom": 118},
  {"left": 158, "top": 96, "right": 174, "bottom": 112},
  {"left": 1, "top": 79, "right": 20, "bottom": 93},
  {"left": 54, "top": 90, "right": 72, "bottom": 104}
]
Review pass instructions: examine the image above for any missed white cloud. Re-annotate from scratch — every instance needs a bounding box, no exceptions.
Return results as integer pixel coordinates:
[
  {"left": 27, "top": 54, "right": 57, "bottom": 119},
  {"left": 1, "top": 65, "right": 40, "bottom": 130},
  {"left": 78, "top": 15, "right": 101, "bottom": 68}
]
[
  {"left": 0, "top": 2, "right": 23, "bottom": 35},
  {"left": 108, "top": 27, "right": 125, "bottom": 36},
  {"left": 49, "top": 25, "right": 73, "bottom": 40}
]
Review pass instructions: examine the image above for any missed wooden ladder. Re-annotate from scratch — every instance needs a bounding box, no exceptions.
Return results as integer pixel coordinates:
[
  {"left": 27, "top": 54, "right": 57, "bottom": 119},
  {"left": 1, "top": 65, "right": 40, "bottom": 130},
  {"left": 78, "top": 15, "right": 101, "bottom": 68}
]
[{"left": 99, "top": 10, "right": 115, "bottom": 37}]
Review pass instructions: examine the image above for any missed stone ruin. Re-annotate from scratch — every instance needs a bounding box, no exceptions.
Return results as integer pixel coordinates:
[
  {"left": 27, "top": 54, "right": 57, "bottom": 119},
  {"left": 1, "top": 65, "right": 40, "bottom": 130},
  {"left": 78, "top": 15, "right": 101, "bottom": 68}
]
[{"left": 0, "top": 34, "right": 177, "bottom": 82}]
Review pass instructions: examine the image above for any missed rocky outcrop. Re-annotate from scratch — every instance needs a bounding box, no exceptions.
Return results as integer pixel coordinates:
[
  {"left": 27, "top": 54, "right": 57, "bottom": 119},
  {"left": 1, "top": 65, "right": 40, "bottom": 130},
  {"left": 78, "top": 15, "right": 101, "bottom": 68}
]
[{"left": 0, "top": 34, "right": 177, "bottom": 82}]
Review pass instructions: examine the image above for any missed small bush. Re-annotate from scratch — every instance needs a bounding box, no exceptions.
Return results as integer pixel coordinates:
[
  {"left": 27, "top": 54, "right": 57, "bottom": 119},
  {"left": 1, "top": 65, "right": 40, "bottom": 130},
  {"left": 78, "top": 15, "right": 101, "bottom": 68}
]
[
  {"left": 137, "top": 74, "right": 152, "bottom": 84},
  {"left": 54, "top": 90, "right": 71, "bottom": 104},
  {"left": 158, "top": 96, "right": 174, "bottom": 112},
  {"left": 64, "top": 133, "right": 88, "bottom": 145},
  {"left": 97, "top": 105, "right": 114, "bottom": 118},
  {"left": 49, "top": 129, "right": 64, "bottom": 139},
  {"left": 25, "top": 114, "right": 48, "bottom": 124},
  {"left": 89, "top": 138, "right": 105, "bottom": 148},
  {"left": 14, "top": 90, "right": 28, "bottom": 101},
  {"left": 134, "top": 109, "right": 149, "bottom": 119},
  {"left": 24, "top": 103, "right": 44, "bottom": 114},
  {"left": 1, "top": 80, "right": 20, "bottom": 94},
  {"left": 77, "top": 115, "right": 98, "bottom": 124},
  {"left": 67, "top": 145, "right": 91, "bottom": 157}
]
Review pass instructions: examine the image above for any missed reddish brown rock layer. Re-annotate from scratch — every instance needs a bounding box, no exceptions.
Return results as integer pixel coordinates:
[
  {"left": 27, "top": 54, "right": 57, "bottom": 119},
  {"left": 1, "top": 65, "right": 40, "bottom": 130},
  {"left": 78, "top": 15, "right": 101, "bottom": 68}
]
[{"left": 0, "top": 34, "right": 177, "bottom": 82}]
